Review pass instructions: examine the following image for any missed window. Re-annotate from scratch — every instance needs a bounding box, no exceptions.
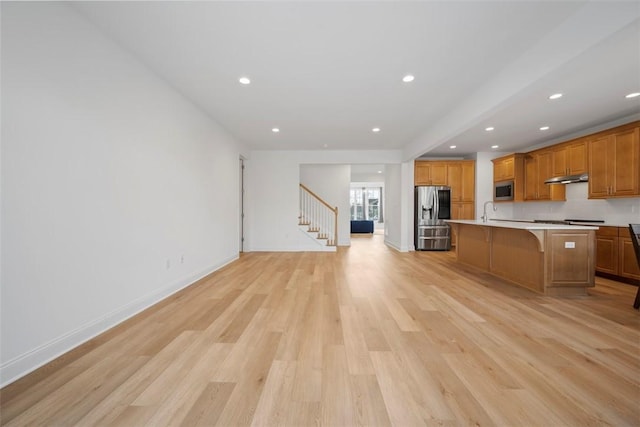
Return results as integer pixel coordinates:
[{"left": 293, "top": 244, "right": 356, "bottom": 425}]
[
  {"left": 350, "top": 186, "right": 383, "bottom": 222},
  {"left": 350, "top": 188, "right": 365, "bottom": 220}
]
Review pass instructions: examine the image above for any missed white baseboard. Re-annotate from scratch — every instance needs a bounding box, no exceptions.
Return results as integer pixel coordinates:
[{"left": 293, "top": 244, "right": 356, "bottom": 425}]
[
  {"left": 0, "top": 254, "right": 238, "bottom": 388},
  {"left": 384, "top": 239, "right": 402, "bottom": 252}
]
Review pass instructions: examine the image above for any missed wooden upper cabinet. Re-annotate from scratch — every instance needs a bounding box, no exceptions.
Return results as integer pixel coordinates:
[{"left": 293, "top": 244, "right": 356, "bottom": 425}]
[
  {"left": 493, "top": 156, "right": 515, "bottom": 182},
  {"left": 430, "top": 163, "right": 448, "bottom": 185},
  {"left": 415, "top": 160, "right": 475, "bottom": 206},
  {"left": 524, "top": 154, "right": 538, "bottom": 201},
  {"left": 567, "top": 141, "right": 588, "bottom": 175},
  {"left": 461, "top": 161, "right": 475, "bottom": 202},
  {"left": 589, "top": 126, "right": 640, "bottom": 198},
  {"left": 588, "top": 134, "right": 611, "bottom": 198},
  {"left": 447, "top": 161, "right": 475, "bottom": 202},
  {"left": 447, "top": 162, "right": 462, "bottom": 201},
  {"left": 415, "top": 161, "right": 447, "bottom": 186},
  {"left": 552, "top": 140, "right": 588, "bottom": 176},
  {"left": 612, "top": 128, "right": 640, "bottom": 196},
  {"left": 552, "top": 146, "right": 568, "bottom": 177},
  {"left": 537, "top": 151, "right": 553, "bottom": 200},
  {"left": 524, "top": 151, "right": 565, "bottom": 201},
  {"left": 414, "top": 162, "right": 431, "bottom": 186}
]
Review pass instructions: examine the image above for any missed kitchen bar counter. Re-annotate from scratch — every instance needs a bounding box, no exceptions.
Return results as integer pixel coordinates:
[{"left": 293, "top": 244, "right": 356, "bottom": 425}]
[{"left": 446, "top": 219, "right": 597, "bottom": 296}]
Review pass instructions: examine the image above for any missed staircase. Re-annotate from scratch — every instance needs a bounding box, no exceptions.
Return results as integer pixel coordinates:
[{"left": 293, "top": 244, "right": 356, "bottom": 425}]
[{"left": 299, "top": 183, "right": 338, "bottom": 251}]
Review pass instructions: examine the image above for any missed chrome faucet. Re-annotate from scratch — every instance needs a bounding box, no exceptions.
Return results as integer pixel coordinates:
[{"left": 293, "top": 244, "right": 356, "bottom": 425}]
[{"left": 481, "top": 201, "right": 497, "bottom": 222}]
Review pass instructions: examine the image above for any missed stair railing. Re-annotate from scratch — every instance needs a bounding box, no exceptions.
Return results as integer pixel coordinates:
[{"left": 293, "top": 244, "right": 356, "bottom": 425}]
[{"left": 299, "top": 183, "right": 338, "bottom": 246}]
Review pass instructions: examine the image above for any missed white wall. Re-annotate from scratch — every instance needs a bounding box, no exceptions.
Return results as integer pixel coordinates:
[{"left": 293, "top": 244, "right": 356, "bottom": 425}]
[
  {"left": 1, "top": 3, "right": 241, "bottom": 386},
  {"left": 246, "top": 150, "right": 402, "bottom": 251},
  {"left": 401, "top": 161, "right": 415, "bottom": 251},
  {"left": 300, "top": 164, "right": 351, "bottom": 246},
  {"left": 513, "top": 183, "right": 640, "bottom": 225},
  {"left": 473, "top": 151, "right": 514, "bottom": 220},
  {"left": 384, "top": 165, "right": 402, "bottom": 250}
]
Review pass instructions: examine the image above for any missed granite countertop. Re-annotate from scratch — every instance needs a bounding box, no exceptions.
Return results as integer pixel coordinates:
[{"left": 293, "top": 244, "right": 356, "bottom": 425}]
[{"left": 445, "top": 219, "right": 599, "bottom": 230}]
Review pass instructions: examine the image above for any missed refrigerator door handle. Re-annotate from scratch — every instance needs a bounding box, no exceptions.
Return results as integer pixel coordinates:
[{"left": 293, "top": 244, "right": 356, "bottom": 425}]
[{"left": 433, "top": 190, "right": 439, "bottom": 219}]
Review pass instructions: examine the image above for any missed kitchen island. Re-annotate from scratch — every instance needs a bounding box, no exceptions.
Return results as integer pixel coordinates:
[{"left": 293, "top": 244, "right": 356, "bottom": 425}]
[{"left": 446, "top": 220, "right": 598, "bottom": 296}]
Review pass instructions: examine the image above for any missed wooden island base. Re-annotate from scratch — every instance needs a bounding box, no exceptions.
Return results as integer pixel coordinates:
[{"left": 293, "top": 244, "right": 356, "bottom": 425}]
[{"left": 449, "top": 222, "right": 596, "bottom": 296}]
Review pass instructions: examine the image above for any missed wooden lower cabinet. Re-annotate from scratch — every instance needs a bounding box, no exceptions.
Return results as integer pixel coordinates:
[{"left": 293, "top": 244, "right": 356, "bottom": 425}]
[
  {"left": 450, "top": 222, "right": 595, "bottom": 296},
  {"left": 450, "top": 202, "right": 474, "bottom": 247},
  {"left": 595, "top": 226, "right": 640, "bottom": 282},
  {"left": 595, "top": 227, "right": 619, "bottom": 275},
  {"left": 619, "top": 228, "right": 640, "bottom": 281}
]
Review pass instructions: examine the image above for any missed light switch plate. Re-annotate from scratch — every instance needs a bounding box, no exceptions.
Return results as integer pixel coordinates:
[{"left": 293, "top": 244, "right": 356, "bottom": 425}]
[{"left": 565, "top": 241, "right": 576, "bottom": 249}]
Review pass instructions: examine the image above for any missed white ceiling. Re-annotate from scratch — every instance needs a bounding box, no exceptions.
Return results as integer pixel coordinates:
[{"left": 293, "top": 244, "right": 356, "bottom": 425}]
[{"left": 73, "top": 1, "right": 640, "bottom": 159}]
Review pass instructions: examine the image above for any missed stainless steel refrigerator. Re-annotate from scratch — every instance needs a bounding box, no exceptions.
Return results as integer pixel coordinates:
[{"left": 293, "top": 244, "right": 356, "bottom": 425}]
[{"left": 415, "top": 186, "right": 452, "bottom": 251}]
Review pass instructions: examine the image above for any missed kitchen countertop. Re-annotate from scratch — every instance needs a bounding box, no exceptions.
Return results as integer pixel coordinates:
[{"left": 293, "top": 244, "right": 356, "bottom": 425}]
[
  {"left": 445, "top": 219, "right": 599, "bottom": 230},
  {"left": 489, "top": 218, "right": 633, "bottom": 228}
]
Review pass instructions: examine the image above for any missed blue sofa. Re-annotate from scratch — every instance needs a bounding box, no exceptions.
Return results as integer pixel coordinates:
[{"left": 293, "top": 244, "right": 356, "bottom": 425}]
[{"left": 351, "top": 220, "right": 374, "bottom": 233}]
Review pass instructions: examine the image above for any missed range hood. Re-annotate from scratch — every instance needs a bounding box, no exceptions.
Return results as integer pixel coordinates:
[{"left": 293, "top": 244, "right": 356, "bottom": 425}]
[{"left": 544, "top": 173, "right": 588, "bottom": 185}]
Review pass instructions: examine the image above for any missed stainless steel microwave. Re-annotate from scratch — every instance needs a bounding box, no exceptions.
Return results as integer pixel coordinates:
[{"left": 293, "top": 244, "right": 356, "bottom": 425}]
[{"left": 494, "top": 180, "right": 514, "bottom": 201}]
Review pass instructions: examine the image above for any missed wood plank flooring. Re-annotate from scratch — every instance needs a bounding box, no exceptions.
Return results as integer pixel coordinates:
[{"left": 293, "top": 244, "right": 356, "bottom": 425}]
[{"left": 2, "top": 234, "right": 639, "bottom": 426}]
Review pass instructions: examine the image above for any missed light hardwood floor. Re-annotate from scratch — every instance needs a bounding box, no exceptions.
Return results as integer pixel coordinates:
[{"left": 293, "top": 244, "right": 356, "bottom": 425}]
[{"left": 2, "top": 234, "right": 639, "bottom": 426}]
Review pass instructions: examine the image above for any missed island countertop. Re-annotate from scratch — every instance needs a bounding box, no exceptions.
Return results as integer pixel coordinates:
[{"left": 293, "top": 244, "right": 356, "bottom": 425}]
[{"left": 446, "top": 219, "right": 599, "bottom": 230}]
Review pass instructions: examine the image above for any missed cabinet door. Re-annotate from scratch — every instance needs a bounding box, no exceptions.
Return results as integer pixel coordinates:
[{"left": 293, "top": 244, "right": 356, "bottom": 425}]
[
  {"left": 415, "top": 162, "right": 431, "bottom": 185},
  {"left": 536, "top": 151, "right": 553, "bottom": 200},
  {"left": 567, "top": 141, "right": 588, "bottom": 175},
  {"left": 494, "top": 159, "right": 505, "bottom": 182},
  {"left": 619, "top": 237, "right": 640, "bottom": 280},
  {"left": 524, "top": 155, "right": 538, "bottom": 200},
  {"left": 451, "top": 202, "right": 474, "bottom": 219},
  {"left": 612, "top": 127, "right": 640, "bottom": 196},
  {"left": 450, "top": 202, "right": 474, "bottom": 247},
  {"left": 589, "top": 135, "right": 612, "bottom": 198},
  {"left": 430, "top": 163, "right": 448, "bottom": 185},
  {"left": 461, "top": 162, "right": 475, "bottom": 202},
  {"left": 447, "top": 162, "right": 462, "bottom": 201},
  {"left": 494, "top": 157, "right": 514, "bottom": 182},
  {"left": 595, "top": 236, "right": 619, "bottom": 274},
  {"left": 552, "top": 146, "right": 568, "bottom": 176},
  {"left": 619, "top": 227, "right": 640, "bottom": 280}
]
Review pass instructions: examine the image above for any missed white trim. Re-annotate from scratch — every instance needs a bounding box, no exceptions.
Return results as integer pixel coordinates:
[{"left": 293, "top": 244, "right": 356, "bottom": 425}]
[
  {"left": 384, "top": 239, "right": 403, "bottom": 252},
  {"left": 0, "top": 254, "right": 238, "bottom": 388}
]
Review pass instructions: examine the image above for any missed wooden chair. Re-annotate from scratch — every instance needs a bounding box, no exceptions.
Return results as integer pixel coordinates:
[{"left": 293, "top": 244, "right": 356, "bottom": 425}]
[{"left": 630, "top": 224, "right": 640, "bottom": 309}]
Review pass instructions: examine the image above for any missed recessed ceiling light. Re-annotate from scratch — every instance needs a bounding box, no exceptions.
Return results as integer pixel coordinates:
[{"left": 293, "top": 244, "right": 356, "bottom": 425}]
[
  {"left": 238, "top": 77, "right": 251, "bottom": 85},
  {"left": 372, "top": 127, "right": 381, "bottom": 133},
  {"left": 377, "top": 170, "right": 382, "bottom": 174},
  {"left": 402, "top": 75, "right": 415, "bottom": 83},
  {"left": 449, "top": 145, "right": 457, "bottom": 149},
  {"left": 549, "top": 93, "right": 563, "bottom": 100},
  {"left": 625, "top": 92, "right": 640, "bottom": 98},
  {"left": 540, "top": 126, "right": 550, "bottom": 131},
  {"left": 491, "top": 145, "right": 499, "bottom": 149},
  {"left": 272, "top": 128, "right": 280, "bottom": 133},
  {"left": 485, "top": 127, "right": 494, "bottom": 131}
]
